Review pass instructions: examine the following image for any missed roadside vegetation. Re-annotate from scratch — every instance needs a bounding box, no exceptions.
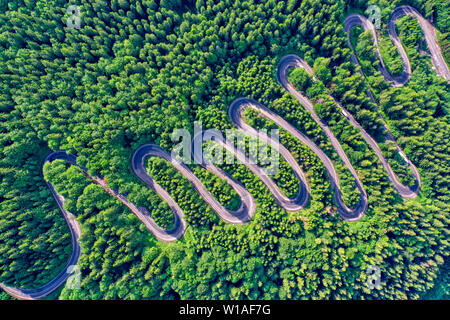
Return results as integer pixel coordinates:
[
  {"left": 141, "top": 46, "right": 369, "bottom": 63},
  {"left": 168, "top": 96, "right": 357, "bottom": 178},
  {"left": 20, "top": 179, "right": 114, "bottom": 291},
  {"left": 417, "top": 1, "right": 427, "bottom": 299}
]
[{"left": 1, "top": 0, "right": 449, "bottom": 300}]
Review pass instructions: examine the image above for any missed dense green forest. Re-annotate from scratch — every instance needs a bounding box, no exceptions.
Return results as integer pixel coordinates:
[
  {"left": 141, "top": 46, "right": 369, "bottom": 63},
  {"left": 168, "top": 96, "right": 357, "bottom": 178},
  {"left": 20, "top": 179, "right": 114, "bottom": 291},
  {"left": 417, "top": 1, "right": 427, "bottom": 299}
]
[{"left": 0, "top": 0, "right": 449, "bottom": 300}]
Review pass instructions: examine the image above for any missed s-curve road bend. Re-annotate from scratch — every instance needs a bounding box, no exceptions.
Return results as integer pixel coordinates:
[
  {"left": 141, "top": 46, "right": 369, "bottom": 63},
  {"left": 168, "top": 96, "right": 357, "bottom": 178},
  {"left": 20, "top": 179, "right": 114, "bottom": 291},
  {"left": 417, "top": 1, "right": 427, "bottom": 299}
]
[
  {"left": 132, "top": 143, "right": 256, "bottom": 227},
  {"left": 191, "top": 129, "right": 310, "bottom": 213},
  {"left": 342, "top": 5, "right": 450, "bottom": 197},
  {"left": 344, "top": 5, "right": 450, "bottom": 87},
  {"left": 277, "top": 54, "right": 421, "bottom": 198},
  {"left": 228, "top": 97, "right": 367, "bottom": 220},
  {"left": 1, "top": 145, "right": 257, "bottom": 299},
  {"left": 0, "top": 152, "right": 82, "bottom": 300}
]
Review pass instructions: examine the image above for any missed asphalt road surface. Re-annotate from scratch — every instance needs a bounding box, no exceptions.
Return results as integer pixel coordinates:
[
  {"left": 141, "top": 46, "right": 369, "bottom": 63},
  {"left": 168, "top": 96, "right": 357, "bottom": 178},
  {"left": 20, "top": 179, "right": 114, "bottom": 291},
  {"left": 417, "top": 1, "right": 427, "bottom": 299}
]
[
  {"left": 2, "top": 5, "right": 447, "bottom": 300},
  {"left": 344, "top": 5, "right": 449, "bottom": 86},
  {"left": 0, "top": 152, "right": 82, "bottom": 300},
  {"left": 278, "top": 54, "right": 421, "bottom": 198}
]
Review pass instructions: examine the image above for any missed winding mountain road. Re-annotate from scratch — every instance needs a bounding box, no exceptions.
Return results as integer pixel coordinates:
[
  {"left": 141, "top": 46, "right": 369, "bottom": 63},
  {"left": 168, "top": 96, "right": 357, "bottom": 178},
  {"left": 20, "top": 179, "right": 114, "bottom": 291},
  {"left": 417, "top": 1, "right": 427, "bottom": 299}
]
[
  {"left": 278, "top": 54, "right": 421, "bottom": 198},
  {"left": 229, "top": 97, "right": 367, "bottom": 220},
  {"left": 344, "top": 5, "right": 450, "bottom": 86},
  {"left": 342, "top": 4, "right": 448, "bottom": 197},
  {"left": 2, "top": 5, "right": 447, "bottom": 300},
  {"left": 0, "top": 152, "right": 82, "bottom": 300}
]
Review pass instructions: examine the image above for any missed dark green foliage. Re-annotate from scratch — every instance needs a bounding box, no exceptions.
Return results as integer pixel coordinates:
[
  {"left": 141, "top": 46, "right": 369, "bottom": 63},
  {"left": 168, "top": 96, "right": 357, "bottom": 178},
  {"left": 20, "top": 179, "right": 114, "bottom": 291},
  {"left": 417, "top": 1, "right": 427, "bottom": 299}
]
[{"left": 0, "top": 0, "right": 448, "bottom": 300}]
